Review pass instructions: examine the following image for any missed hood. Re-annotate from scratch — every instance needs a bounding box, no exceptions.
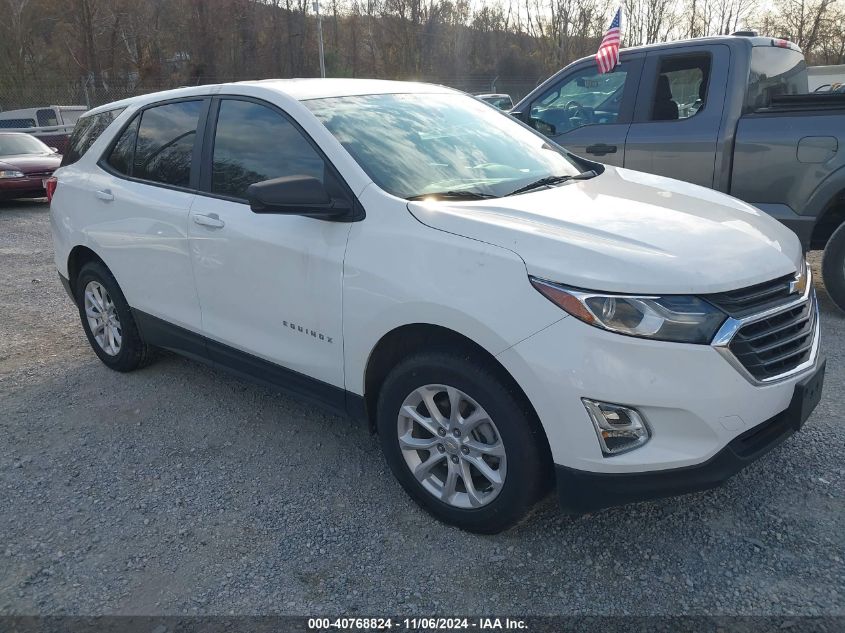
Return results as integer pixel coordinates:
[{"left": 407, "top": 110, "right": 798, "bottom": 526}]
[
  {"left": 408, "top": 167, "right": 803, "bottom": 295},
  {"left": 0, "top": 154, "right": 62, "bottom": 174}
]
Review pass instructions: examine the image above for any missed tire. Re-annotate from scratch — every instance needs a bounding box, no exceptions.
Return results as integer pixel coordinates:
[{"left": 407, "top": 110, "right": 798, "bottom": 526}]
[
  {"left": 376, "top": 351, "right": 551, "bottom": 534},
  {"left": 822, "top": 222, "right": 845, "bottom": 313},
  {"left": 74, "top": 261, "right": 153, "bottom": 372}
]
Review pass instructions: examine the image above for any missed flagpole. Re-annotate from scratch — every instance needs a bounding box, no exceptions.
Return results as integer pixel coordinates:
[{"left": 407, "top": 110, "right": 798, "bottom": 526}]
[{"left": 313, "top": 1, "right": 326, "bottom": 78}]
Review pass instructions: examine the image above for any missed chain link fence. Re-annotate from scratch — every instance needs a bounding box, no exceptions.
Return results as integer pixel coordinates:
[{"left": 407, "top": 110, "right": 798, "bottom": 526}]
[{"left": 1, "top": 75, "right": 543, "bottom": 112}]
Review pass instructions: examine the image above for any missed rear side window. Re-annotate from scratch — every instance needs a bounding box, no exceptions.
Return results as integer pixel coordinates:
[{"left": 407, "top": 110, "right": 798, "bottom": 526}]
[
  {"left": 103, "top": 100, "right": 203, "bottom": 187},
  {"left": 650, "top": 54, "right": 711, "bottom": 121},
  {"left": 210, "top": 99, "right": 325, "bottom": 200},
  {"left": 134, "top": 101, "right": 203, "bottom": 187},
  {"left": 61, "top": 108, "right": 125, "bottom": 167}
]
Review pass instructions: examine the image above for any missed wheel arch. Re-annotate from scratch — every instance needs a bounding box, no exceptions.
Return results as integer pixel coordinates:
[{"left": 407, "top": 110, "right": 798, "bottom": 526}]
[
  {"left": 362, "top": 323, "right": 553, "bottom": 466},
  {"left": 67, "top": 245, "right": 108, "bottom": 296},
  {"left": 811, "top": 188, "right": 845, "bottom": 250}
]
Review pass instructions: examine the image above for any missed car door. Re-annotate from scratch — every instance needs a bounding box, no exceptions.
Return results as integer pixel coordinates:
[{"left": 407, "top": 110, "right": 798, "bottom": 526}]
[
  {"left": 88, "top": 98, "right": 209, "bottom": 331},
  {"left": 520, "top": 55, "right": 644, "bottom": 166},
  {"left": 188, "top": 96, "right": 351, "bottom": 391},
  {"left": 623, "top": 45, "right": 729, "bottom": 187}
]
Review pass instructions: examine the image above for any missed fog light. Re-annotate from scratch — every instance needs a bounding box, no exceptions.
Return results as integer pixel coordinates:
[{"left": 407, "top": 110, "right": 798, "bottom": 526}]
[{"left": 582, "top": 399, "right": 650, "bottom": 456}]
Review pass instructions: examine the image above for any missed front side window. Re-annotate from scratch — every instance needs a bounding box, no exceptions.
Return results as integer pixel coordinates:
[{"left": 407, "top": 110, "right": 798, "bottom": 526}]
[
  {"left": 650, "top": 54, "right": 711, "bottom": 121},
  {"left": 306, "top": 92, "right": 580, "bottom": 199},
  {"left": 211, "top": 99, "right": 325, "bottom": 200},
  {"left": 62, "top": 108, "right": 125, "bottom": 167},
  {"left": 133, "top": 100, "right": 203, "bottom": 187},
  {"left": 529, "top": 64, "right": 631, "bottom": 136}
]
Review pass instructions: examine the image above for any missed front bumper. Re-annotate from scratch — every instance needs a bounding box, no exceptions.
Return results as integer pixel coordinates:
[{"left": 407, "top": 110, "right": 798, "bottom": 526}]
[
  {"left": 0, "top": 176, "right": 49, "bottom": 199},
  {"left": 555, "top": 359, "right": 825, "bottom": 513}
]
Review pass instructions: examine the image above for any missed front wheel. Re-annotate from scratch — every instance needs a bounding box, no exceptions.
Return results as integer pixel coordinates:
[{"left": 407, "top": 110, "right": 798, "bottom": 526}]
[
  {"left": 822, "top": 222, "right": 845, "bottom": 313},
  {"left": 376, "top": 351, "right": 550, "bottom": 533}
]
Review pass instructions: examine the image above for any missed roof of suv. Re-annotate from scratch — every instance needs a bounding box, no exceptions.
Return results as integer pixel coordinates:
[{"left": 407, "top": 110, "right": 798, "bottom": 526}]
[{"left": 83, "top": 79, "right": 455, "bottom": 118}]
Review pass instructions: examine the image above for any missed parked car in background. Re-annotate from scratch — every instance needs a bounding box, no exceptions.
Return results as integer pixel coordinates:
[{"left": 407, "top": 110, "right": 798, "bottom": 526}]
[
  {"left": 0, "top": 133, "right": 61, "bottom": 200},
  {"left": 512, "top": 34, "right": 845, "bottom": 312},
  {"left": 476, "top": 93, "right": 514, "bottom": 110},
  {"left": 49, "top": 80, "right": 823, "bottom": 533},
  {"left": 0, "top": 105, "right": 87, "bottom": 154}
]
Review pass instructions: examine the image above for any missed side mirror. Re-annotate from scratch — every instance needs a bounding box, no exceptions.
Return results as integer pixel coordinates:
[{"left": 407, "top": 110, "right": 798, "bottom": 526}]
[
  {"left": 49, "top": 147, "right": 59, "bottom": 153},
  {"left": 246, "top": 175, "right": 351, "bottom": 219}
]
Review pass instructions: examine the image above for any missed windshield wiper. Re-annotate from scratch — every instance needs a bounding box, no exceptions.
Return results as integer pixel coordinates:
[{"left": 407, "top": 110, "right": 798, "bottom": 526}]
[
  {"left": 505, "top": 170, "right": 598, "bottom": 197},
  {"left": 407, "top": 190, "right": 498, "bottom": 201}
]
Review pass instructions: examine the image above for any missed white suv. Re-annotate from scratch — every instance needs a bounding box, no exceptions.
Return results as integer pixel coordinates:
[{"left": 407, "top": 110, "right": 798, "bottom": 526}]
[{"left": 50, "top": 80, "right": 825, "bottom": 533}]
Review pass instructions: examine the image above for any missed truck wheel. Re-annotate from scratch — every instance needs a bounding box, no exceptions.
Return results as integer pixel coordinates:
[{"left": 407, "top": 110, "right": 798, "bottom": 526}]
[
  {"left": 376, "top": 351, "right": 550, "bottom": 534},
  {"left": 74, "top": 261, "right": 153, "bottom": 372},
  {"left": 822, "top": 222, "right": 845, "bottom": 312}
]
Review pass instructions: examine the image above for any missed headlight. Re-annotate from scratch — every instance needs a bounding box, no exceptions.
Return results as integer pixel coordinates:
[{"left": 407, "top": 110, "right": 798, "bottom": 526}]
[
  {"left": 0, "top": 170, "right": 25, "bottom": 179},
  {"left": 530, "top": 278, "right": 726, "bottom": 344}
]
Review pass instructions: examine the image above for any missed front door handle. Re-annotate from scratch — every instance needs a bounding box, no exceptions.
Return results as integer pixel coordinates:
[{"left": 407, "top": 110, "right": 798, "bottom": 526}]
[
  {"left": 193, "top": 213, "right": 225, "bottom": 229},
  {"left": 585, "top": 143, "right": 618, "bottom": 156},
  {"left": 95, "top": 189, "right": 114, "bottom": 202}
]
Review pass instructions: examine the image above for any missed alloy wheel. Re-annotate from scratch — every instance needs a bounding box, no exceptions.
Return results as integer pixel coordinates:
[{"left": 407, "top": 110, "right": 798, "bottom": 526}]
[
  {"left": 397, "top": 384, "right": 507, "bottom": 509},
  {"left": 84, "top": 281, "right": 122, "bottom": 356}
]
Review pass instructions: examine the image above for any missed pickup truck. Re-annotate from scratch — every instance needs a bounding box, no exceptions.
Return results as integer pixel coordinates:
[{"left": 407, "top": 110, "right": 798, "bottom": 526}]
[
  {"left": 511, "top": 34, "right": 845, "bottom": 311},
  {"left": 0, "top": 105, "right": 87, "bottom": 154}
]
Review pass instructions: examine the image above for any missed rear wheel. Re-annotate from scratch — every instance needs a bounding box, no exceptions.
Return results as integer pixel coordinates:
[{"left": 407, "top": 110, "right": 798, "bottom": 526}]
[
  {"left": 822, "top": 222, "right": 845, "bottom": 312},
  {"left": 376, "top": 351, "right": 550, "bottom": 533},
  {"left": 74, "top": 261, "right": 152, "bottom": 372}
]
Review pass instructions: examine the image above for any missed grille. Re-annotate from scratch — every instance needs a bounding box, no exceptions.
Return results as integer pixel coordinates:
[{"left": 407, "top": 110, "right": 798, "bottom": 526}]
[
  {"left": 705, "top": 274, "right": 794, "bottom": 317},
  {"left": 26, "top": 170, "right": 54, "bottom": 178},
  {"left": 727, "top": 295, "right": 816, "bottom": 381}
]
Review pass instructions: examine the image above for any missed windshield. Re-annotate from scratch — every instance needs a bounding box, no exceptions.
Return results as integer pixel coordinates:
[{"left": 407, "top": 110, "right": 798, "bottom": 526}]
[
  {"left": 0, "top": 134, "right": 51, "bottom": 157},
  {"left": 305, "top": 93, "right": 580, "bottom": 199}
]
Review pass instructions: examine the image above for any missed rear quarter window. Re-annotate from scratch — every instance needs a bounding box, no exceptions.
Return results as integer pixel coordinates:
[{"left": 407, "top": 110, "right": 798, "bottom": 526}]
[{"left": 61, "top": 108, "right": 125, "bottom": 167}]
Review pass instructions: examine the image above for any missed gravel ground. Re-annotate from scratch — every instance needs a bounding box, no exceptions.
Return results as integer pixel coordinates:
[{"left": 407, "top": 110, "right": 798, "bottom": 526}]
[{"left": 1, "top": 199, "right": 843, "bottom": 616}]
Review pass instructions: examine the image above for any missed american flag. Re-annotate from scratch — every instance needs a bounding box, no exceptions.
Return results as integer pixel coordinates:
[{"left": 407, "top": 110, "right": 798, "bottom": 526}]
[{"left": 596, "top": 8, "right": 622, "bottom": 74}]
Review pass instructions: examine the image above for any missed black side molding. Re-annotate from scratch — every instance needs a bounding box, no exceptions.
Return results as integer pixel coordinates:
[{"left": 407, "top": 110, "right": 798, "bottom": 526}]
[{"left": 132, "top": 309, "right": 369, "bottom": 425}]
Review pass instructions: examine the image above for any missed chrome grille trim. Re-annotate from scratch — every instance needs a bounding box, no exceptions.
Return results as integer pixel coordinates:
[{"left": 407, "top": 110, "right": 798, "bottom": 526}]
[{"left": 711, "top": 266, "right": 820, "bottom": 385}]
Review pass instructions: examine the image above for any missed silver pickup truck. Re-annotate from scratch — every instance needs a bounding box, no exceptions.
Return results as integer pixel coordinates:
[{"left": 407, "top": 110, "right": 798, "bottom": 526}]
[{"left": 512, "top": 33, "right": 845, "bottom": 311}]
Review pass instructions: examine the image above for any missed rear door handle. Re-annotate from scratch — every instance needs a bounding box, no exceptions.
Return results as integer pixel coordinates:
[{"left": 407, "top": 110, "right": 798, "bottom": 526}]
[
  {"left": 193, "top": 213, "right": 225, "bottom": 229},
  {"left": 95, "top": 189, "right": 114, "bottom": 202},
  {"left": 585, "top": 143, "right": 618, "bottom": 156}
]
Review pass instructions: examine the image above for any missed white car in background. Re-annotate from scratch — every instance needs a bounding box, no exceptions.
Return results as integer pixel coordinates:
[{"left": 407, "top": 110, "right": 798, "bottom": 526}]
[{"left": 49, "top": 80, "right": 824, "bottom": 533}]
